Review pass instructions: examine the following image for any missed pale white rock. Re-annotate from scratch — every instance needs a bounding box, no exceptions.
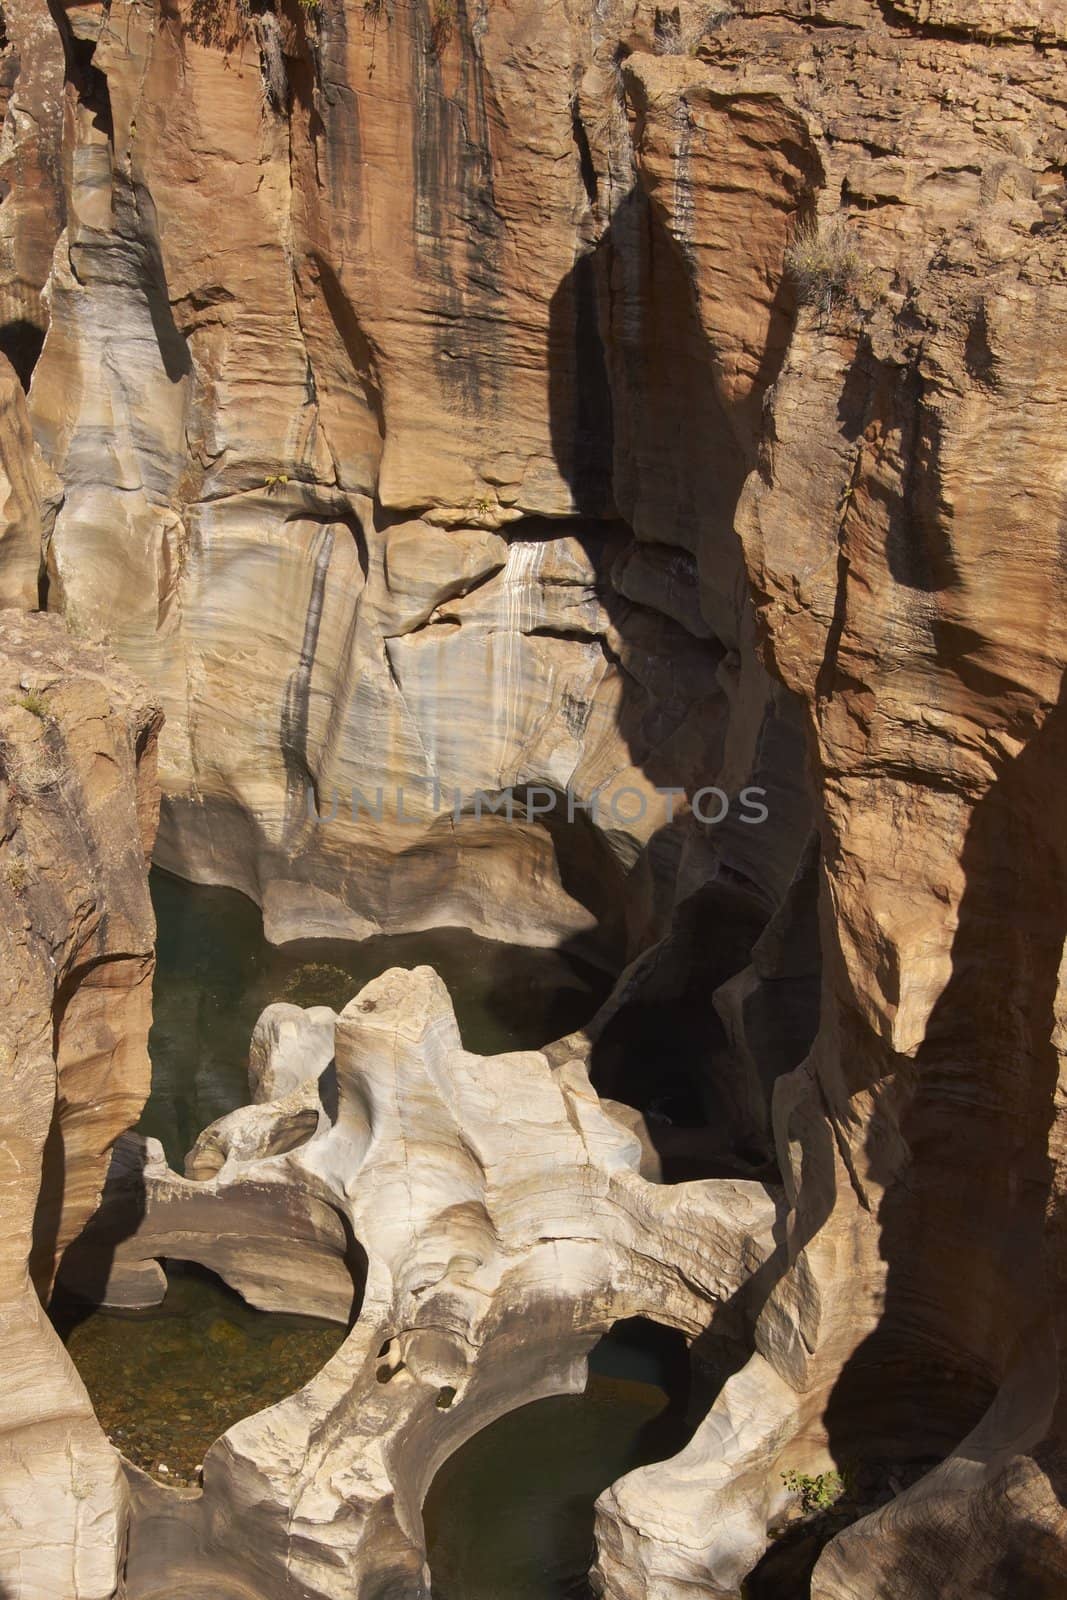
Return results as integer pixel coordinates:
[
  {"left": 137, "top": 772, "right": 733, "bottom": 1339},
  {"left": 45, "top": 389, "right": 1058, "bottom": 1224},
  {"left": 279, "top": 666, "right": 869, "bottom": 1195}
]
[
  {"left": 89, "top": 966, "right": 779, "bottom": 1600},
  {"left": 248, "top": 1003, "right": 338, "bottom": 1103}
]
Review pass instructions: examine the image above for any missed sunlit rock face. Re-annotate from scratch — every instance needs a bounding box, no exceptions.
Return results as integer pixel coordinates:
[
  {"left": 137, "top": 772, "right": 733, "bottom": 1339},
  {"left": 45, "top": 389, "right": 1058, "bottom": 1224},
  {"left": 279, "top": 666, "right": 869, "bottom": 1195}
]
[
  {"left": 14, "top": 0, "right": 811, "bottom": 956},
  {"left": 0, "top": 0, "right": 1065, "bottom": 1597},
  {"left": 85, "top": 967, "right": 777, "bottom": 1600},
  {"left": 0, "top": 610, "right": 160, "bottom": 1599}
]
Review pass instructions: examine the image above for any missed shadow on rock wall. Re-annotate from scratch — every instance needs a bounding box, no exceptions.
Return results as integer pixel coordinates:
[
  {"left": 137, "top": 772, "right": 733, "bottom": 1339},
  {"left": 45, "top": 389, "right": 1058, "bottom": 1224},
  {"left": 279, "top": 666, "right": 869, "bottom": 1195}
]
[
  {"left": 545, "top": 180, "right": 816, "bottom": 1182},
  {"left": 818, "top": 671, "right": 1067, "bottom": 1592}
]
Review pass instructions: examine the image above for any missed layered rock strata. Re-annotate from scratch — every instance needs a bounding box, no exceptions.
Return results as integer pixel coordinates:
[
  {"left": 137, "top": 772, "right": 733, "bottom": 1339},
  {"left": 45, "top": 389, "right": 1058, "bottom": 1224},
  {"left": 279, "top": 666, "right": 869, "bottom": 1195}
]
[
  {"left": 0, "top": 350, "right": 58, "bottom": 608},
  {"left": 0, "top": 0, "right": 1062, "bottom": 1597},
  {"left": 8, "top": 0, "right": 814, "bottom": 962},
  {"left": 0, "top": 610, "right": 160, "bottom": 1598}
]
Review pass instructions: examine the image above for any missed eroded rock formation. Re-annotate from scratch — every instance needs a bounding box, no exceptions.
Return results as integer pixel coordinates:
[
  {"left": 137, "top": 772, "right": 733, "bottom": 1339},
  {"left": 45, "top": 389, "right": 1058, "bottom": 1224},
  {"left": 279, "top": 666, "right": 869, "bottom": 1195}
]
[
  {"left": 0, "top": 611, "right": 160, "bottom": 1596},
  {"left": 79, "top": 970, "right": 773, "bottom": 1599},
  {"left": 5, "top": 0, "right": 813, "bottom": 963},
  {"left": 0, "top": 0, "right": 1063, "bottom": 1596}
]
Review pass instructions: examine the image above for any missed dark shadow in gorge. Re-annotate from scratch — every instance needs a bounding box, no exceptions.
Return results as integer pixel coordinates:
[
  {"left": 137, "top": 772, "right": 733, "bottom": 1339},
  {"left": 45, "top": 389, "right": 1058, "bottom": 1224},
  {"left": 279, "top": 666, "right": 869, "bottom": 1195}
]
[
  {"left": 44, "top": 1133, "right": 149, "bottom": 1334},
  {"left": 0, "top": 318, "right": 45, "bottom": 391},
  {"left": 817, "top": 672, "right": 1067, "bottom": 1590},
  {"left": 28, "top": 1103, "right": 71, "bottom": 1305},
  {"left": 545, "top": 176, "right": 817, "bottom": 1183},
  {"left": 583, "top": 879, "right": 784, "bottom": 1181}
]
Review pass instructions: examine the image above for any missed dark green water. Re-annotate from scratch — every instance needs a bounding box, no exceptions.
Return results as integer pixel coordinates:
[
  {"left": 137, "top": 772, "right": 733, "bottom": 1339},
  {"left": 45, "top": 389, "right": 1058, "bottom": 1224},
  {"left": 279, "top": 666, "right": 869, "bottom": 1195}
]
[
  {"left": 141, "top": 869, "right": 611, "bottom": 1167},
  {"left": 424, "top": 1327, "right": 692, "bottom": 1600},
  {"left": 54, "top": 1263, "right": 345, "bottom": 1486}
]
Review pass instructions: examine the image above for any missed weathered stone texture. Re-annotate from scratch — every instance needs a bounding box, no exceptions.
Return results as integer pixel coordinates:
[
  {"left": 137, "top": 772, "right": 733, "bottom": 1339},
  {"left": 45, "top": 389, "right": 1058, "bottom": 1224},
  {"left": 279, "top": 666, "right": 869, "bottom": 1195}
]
[
  {"left": 0, "top": 0, "right": 1063, "bottom": 1596},
  {"left": 0, "top": 610, "right": 160, "bottom": 1599}
]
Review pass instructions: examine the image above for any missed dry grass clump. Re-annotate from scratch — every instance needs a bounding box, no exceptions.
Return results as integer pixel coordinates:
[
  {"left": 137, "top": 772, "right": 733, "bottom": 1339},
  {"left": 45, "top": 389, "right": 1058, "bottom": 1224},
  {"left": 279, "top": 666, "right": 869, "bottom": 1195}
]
[
  {"left": 654, "top": 5, "right": 733, "bottom": 56},
  {"left": 15, "top": 688, "right": 48, "bottom": 718},
  {"left": 6, "top": 858, "right": 28, "bottom": 894},
  {"left": 428, "top": 0, "right": 455, "bottom": 55},
  {"left": 785, "top": 216, "right": 871, "bottom": 319}
]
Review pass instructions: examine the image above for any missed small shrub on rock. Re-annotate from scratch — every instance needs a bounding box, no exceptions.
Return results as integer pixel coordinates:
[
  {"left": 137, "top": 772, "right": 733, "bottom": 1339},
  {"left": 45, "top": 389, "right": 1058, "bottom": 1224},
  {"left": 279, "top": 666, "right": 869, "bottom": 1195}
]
[
  {"left": 785, "top": 216, "right": 872, "bottom": 319},
  {"left": 15, "top": 689, "right": 48, "bottom": 718},
  {"left": 428, "top": 0, "right": 454, "bottom": 55},
  {"left": 781, "top": 1467, "right": 847, "bottom": 1514}
]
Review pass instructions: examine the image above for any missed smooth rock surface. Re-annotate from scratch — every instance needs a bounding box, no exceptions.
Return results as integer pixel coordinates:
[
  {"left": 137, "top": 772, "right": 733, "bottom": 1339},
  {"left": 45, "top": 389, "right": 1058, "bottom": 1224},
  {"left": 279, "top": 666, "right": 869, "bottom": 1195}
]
[
  {"left": 26, "top": 0, "right": 811, "bottom": 964},
  {"left": 0, "top": 0, "right": 1063, "bottom": 1596},
  {"left": 87, "top": 967, "right": 778, "bottom": 1600}
]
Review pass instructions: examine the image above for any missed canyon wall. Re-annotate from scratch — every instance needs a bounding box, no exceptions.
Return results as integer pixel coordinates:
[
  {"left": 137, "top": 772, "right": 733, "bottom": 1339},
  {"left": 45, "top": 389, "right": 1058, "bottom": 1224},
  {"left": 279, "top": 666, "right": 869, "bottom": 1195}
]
[
  {"left": 0, "top": 0, "right": 1063, "bottom": 1596},
  {"left": 0, "top": 606, "right": 161, "bottom": 1596},
  {"left": 7, "top": 0, "right": 814, "bottom": 963},
  {"left": 592, "top": 9, "right": 1067, "bottom": 1597}
]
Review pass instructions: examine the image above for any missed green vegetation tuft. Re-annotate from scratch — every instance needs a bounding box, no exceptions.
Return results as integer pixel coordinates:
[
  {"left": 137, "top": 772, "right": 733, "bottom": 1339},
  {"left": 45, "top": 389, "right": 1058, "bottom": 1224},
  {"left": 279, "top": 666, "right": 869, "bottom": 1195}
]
[
  {"left": 15, "top": 689, "right": 48, "bottom": 718},
  {"left": 781, "top": 1468, "right": 847, "bottom": 1514},
  {"left": 281, "top": 962, "right": 354, "bottom": 1009}
]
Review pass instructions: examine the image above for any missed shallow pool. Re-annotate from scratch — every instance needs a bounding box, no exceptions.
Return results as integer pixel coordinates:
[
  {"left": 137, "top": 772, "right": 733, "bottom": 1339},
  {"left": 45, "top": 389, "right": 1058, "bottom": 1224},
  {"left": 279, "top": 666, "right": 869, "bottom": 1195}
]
[
  {"left": 141, "top": 869, "right": 612, "bottom": 1166},
  {"left": 423, "top": 1324, "right": 693, "bottom": 1600},
  {"left": 53, "top": 1262, "right": 346, "bottom": 1487}
]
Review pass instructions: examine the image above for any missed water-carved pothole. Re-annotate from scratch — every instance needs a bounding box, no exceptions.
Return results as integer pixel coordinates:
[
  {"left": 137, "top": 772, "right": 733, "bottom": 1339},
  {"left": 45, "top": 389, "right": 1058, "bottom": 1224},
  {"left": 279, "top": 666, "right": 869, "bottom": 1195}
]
[
  {"left": 423, "top": 1319, "right": 696, "bottom": 1600},
  {"left": 51, "top": 1260, "right": 347, "bottom": 1488}
]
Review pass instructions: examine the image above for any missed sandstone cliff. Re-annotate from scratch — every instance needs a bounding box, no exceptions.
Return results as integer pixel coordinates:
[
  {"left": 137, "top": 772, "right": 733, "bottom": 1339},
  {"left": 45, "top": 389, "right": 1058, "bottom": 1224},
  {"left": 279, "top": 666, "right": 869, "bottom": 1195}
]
[
  {"left": 0, "top": 0, "right": 1062, "bottom": 1596},
  {"left": 0, "top": 611, "right": 160, "bottom": 1596}
]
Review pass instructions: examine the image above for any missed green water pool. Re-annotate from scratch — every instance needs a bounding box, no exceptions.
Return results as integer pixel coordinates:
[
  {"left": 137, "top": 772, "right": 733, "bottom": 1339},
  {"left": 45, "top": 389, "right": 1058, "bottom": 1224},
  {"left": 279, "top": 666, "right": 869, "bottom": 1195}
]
[
  {"left": 53, "top": 1262, "right": 346, "bottom": 1487},
  {"left": 424, "top": 1324, "right": 693, "bottom": 1600},
  {"left": 141, "top": 868, "right": 612, "bottom": 1167}
]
